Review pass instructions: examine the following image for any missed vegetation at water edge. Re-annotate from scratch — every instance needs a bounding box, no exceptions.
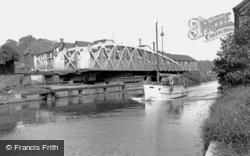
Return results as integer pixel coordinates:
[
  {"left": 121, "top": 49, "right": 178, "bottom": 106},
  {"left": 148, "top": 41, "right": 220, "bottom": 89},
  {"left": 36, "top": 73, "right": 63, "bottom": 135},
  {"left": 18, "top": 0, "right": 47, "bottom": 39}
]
[
  {"left": 201, "top": 86, "right": 250, "bottom": 155},
  {"left": 202, "top": 9, "right": 250, "bottom": 155}
]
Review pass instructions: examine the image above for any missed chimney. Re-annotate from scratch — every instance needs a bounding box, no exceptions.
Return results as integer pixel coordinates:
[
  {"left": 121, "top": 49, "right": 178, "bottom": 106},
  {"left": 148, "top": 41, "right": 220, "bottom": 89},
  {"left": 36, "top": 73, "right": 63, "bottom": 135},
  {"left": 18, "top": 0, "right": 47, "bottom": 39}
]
[
  {"left": 60, "top": 38, "right": 64, "bottom": 43},
  {"left": 153, "top": 42, "right": 155, "bottom": 51}
]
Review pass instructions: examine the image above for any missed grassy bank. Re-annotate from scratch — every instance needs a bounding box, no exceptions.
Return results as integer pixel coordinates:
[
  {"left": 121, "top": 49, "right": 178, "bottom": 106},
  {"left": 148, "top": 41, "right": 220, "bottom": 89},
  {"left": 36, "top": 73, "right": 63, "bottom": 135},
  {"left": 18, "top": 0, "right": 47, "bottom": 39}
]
[{"left": 201, "top": 86, "right": 250, "bottom": 155}]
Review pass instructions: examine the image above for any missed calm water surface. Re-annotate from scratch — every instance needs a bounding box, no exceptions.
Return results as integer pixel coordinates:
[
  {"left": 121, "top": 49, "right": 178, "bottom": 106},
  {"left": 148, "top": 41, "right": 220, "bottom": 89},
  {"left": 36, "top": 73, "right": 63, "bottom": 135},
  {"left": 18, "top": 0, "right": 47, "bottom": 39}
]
[{"left": 0, "top": 81, "right": 219, "bottom": 156}]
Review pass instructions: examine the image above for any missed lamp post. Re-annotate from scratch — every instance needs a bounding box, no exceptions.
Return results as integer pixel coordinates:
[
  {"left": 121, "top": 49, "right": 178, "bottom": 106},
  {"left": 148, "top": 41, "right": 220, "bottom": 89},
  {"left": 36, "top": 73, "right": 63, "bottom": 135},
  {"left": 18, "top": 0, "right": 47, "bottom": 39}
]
[
  {"left": 156, "top": 20, "right": 159, "bottom": 83},
  {"left": 160, "top": 26, "right": 164, "bottom": 52}
]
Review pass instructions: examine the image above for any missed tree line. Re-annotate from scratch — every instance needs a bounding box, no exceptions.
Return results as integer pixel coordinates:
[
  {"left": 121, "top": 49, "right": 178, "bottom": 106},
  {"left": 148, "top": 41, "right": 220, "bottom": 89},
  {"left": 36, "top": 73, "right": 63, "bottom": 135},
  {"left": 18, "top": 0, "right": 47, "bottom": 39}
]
[{"left": 0, "top": 35, "right": 37, "bottom": 64}]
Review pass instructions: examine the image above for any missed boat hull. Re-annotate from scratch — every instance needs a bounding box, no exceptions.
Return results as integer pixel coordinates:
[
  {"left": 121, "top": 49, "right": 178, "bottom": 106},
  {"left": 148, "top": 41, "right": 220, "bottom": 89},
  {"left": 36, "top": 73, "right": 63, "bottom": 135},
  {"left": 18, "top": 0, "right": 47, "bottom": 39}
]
[{"left": 143, "top": 84, "right": 186, "bottom": 100}]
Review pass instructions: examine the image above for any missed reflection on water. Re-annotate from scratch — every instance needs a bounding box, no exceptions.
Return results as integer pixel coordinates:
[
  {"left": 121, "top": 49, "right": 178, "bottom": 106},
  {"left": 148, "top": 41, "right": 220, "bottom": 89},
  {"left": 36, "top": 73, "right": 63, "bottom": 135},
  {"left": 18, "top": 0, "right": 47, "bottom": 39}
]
[
  {"left": 39, "top": 92, "right": 144, "bottom": 116},
  {"left": 0, "top": 81, "right": 219, "bottom": 156},
  {"left": 0, "top": 91, "right": 143, "bottom": 136}
]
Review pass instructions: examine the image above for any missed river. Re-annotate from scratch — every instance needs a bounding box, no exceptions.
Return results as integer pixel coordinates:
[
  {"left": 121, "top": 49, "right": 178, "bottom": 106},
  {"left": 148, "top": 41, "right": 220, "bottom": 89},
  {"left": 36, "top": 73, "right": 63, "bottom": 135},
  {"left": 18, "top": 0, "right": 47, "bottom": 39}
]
[{"left": 0, "top": 81, "right": 219, "bottom": 156}]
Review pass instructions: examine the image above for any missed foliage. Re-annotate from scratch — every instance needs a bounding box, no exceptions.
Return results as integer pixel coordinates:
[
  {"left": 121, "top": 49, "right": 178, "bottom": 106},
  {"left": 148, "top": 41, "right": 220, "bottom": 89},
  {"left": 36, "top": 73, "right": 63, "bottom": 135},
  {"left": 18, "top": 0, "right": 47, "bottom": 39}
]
[
  {"left": 201, "top": 86, "right": 250, "bottom": 155},
  {"left": 200, "top": 73, "right": 216, "bottom": 82},
  {"left": 4, "top": 35, "right": 56, "bottom": 71},
  {"left": 0, "top": 44, "right": 19, "bottom": 65},
  {"left": 197, "top": 60, "right": 214, "bottom": 74},
  {"left": 214, "top": 17, "right": 250, "bottom": 90},
  {"left": 5, "top": 39, "right": 19, "bottom": 50},
  {"left": 18, "top": 35, "right": 36, "bottom": 52},
  {"left": 182, "top": 71, "right": 201, "bottom": 86},
  {"left": 3, "top": 35, "right": 36, "bottom": 62}
]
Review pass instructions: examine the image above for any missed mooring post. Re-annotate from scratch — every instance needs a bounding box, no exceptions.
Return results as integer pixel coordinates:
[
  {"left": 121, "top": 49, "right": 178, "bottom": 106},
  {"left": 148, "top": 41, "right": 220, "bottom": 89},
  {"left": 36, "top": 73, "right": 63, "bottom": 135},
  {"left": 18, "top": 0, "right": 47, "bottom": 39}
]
[
  {"left": 47, "top": 100, "right": 53, "bottom": 108},
  {"left": 68, "top": 97, "right": 73, "bottom": 105},
  {"left": 47, "top": 93, "right": 53, "bottom": 102},
  {"left": 52, "top": 93, "right": 56, "bottom": 101},
  {"left": 122, "top": 93, "right": 125, "bottom": 99},
  {"left": 78, "top": 97, "right": 83, "bottom": 104},
  {"left": 78, "top": 90, "right": 83, "bottom": 97},
  {"left": 104, "top": 94, "right": 107, "bottom": 101}
]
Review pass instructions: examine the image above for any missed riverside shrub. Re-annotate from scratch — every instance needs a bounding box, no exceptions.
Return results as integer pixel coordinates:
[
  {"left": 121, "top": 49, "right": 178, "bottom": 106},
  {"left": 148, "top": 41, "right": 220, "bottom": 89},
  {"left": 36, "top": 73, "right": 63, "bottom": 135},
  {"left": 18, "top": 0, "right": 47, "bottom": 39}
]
[
  {"left": 182, "top": 71, "right": 201, "bottom": 86},
  {"left": 213, "top": 19, "right": 250, "bottom": 91},
  {"left": 201, "top": 86, "right": 250, "bottom": 155}
]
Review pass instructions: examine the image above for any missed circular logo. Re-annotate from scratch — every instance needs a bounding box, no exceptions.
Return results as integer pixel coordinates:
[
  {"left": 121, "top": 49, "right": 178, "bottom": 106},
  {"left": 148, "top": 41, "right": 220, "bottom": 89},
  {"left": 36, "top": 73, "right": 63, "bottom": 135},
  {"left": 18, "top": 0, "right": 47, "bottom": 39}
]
[{"left": 6, "top": 145, "right": 12, "bottom": 150}]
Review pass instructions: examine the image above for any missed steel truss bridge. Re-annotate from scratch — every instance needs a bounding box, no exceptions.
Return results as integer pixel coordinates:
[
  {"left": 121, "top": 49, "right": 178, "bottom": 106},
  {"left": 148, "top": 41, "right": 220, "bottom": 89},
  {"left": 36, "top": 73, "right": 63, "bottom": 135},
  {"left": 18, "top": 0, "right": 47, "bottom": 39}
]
[
  {"left": 52, "top": 42, "right": 187, "bottom": 73},
  {"left": 32, "top": 41, "right": 190, "bottom": 83}
]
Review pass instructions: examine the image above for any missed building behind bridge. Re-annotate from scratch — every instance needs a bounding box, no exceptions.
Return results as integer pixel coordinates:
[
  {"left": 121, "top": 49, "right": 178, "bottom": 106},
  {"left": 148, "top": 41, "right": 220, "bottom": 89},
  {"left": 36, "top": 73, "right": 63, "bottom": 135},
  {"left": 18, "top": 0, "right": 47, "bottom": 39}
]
[
  {"left": 160, "top": 52, "right": 198, "bottom": 71},
  {"left": 23, "top": 38, "right": 90, "bottom": 71}
]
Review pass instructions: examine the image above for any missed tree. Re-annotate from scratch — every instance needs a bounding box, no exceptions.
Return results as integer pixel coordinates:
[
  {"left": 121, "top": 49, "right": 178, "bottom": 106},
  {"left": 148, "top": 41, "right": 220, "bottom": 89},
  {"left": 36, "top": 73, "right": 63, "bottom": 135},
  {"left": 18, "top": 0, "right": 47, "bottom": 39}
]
[
  {"left": 6, "top": 39, "right": 18, "bottom": 47},
  {"left": 5, "top": 39, "right": 20, "bottom": 55},
  {"left": 18, "top": 35, "right": 36, "bottom": 60},
  {"left": 18, "top": 35, "right": 36, "bottom": 52},
  {"left": 213, "top": 12, "right": 250, "bottom": 90},
  {"left": 197, "top": 60, "right": 214, "bottom": 74},
  {"left": 0, "top": 44, "right": 19, "bottom": 65}
]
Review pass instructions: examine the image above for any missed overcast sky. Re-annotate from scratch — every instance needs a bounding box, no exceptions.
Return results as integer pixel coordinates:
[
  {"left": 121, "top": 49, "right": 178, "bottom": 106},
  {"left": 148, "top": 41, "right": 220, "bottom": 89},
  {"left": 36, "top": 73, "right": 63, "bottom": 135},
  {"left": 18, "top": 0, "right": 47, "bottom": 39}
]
[{"left": 0, "top": 0, "right": 241, "bottom": 60}]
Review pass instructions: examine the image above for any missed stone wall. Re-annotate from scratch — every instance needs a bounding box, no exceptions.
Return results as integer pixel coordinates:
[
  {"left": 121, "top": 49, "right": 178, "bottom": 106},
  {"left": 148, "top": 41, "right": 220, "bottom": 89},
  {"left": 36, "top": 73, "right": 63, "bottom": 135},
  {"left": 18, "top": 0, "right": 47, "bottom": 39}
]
[{"left": 0, "top": 75, "right": 23, "bottom": 90}]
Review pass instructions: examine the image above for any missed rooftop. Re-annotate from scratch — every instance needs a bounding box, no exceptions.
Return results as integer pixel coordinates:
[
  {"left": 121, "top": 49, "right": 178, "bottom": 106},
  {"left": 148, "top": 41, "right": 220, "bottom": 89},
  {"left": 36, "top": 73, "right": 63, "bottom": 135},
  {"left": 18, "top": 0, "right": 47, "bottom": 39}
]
[
  {"left": 24, "top": 40, "right": 77, "bottom": 55},
  {"left": 160, "top": 52, "right": 197, "bottom": 62},
  {"left": 24, "top": 39, "right": 56, "bottom": 55},
  {"left": 75, "top": 41, "right": 90, "bottom": 47},
  {"left": 233, "top": 0, "right": 250, "bottom": 12},
  {"left": 64, "top": 42, "right": 74, "bottom": 49}
]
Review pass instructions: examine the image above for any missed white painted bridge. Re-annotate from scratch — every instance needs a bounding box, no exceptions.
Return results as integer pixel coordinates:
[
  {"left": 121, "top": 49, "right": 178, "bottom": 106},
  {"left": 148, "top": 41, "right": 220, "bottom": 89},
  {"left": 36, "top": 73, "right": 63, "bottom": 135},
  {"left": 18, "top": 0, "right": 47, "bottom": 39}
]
[{"left": 34, "top": 40, "right": 187, "bottom": 72}]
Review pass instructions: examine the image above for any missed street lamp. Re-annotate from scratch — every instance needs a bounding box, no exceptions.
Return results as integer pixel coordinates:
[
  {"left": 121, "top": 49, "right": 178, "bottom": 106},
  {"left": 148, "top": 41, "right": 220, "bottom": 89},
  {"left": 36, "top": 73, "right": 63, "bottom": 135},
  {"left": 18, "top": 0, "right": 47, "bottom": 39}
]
[{"left": 160, "top": 26, "right": 164, "bottom": 52}]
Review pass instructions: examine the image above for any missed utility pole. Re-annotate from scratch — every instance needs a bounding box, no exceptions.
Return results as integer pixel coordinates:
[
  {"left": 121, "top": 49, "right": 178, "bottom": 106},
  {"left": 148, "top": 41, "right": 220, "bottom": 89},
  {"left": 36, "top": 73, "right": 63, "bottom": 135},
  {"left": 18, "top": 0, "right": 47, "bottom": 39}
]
[
  {"left": 139, "top": 38, "right": 142, "bottom": 46},
  {"left": 156, "top": 20, "right": 159, "bottom": 83},
  {"left": 112, "top": 29, "right": 115, "bottom": 42}
]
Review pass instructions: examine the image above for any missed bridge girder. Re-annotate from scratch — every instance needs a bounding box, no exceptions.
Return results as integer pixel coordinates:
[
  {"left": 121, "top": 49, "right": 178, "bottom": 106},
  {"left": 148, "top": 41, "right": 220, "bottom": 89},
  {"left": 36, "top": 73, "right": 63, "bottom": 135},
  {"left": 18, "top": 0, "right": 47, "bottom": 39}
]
[{"left": 55, "top": 43, "right": 186, "bottom": 72}]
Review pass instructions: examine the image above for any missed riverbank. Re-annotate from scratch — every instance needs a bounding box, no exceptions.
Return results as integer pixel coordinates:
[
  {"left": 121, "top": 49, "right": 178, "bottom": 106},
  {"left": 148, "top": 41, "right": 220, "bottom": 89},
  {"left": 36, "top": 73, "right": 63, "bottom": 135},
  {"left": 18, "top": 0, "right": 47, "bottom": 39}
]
[
  {"left": 0, "top": 72, "right": 214, "bottom": 104},
  {"left": 0, "top": 82, "right": 143, "bottom": 104},
  {"left": 201, "top": 85, "right": 250, "bottom": 156}
]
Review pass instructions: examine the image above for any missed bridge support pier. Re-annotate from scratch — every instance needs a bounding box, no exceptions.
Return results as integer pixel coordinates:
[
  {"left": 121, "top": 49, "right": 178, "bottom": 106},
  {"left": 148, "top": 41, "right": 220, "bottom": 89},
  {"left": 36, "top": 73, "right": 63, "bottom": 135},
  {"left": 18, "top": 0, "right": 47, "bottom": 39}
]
[
  {"left": 78, "top": 90, "right": 83, "bottom": 97},
  {"left": 122, "top": 85, "right": 125, "bottom": 91},
  {"left": 103, "top": 87, "right": 107, "bottom": 93}
]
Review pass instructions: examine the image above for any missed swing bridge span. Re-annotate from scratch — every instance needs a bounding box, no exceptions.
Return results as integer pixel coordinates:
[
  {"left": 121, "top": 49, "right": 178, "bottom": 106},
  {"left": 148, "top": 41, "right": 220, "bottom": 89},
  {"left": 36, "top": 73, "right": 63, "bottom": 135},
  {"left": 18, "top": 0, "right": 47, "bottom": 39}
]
[{"left": 31, "top": 40, "right": 196, "bottom": 83}]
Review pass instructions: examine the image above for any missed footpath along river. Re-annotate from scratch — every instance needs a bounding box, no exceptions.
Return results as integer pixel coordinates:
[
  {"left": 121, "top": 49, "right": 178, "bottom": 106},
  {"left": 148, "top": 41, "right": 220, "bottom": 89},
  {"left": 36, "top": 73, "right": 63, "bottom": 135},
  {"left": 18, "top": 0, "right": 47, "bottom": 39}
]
[{"left": 0, "top": 81, "right": 219, "bottom": 156}]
